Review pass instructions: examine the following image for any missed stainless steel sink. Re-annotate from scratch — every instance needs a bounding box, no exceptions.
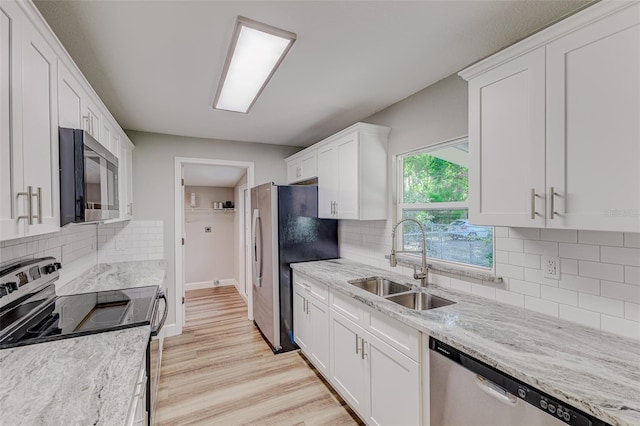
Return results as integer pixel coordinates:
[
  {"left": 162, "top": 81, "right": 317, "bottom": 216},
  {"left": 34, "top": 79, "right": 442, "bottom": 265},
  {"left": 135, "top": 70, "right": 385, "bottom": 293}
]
[
  {"left": 348, "top": 277, "right": 412, "bottom": 296},
  {"left": 386, "top": 292, "right": 455, "bottom": 311}
]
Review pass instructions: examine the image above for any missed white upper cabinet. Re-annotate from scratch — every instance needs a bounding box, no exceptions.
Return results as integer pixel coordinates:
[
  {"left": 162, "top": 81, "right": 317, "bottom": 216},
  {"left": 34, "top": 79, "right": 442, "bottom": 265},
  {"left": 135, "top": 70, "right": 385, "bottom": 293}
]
[
  {"left": 546, "top": 3, "right": 640, "bottom": 232},
  {"left": 460, "top": 1, "right": 640, "bottom": 232},
  {"left": 317, "top": 123, "right": 390, "bottom": 220},
  {"left": 57, "top": 61, "right": 83, "bottom": 129},
  {"left": 467, "top": 48, "right": 546, "bottom": 228},
  {"left": 286, "top": 149, "right": 317, "bottom": 184},
  {"left": 0, "top": 1, "right": 59, "bottom": 240}
]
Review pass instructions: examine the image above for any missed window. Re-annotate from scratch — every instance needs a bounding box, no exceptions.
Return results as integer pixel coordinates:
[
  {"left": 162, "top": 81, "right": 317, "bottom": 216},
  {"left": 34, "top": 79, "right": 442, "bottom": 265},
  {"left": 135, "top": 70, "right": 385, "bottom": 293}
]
[{"left": 397, "top": 138, "right": 493, "bottom": 269}]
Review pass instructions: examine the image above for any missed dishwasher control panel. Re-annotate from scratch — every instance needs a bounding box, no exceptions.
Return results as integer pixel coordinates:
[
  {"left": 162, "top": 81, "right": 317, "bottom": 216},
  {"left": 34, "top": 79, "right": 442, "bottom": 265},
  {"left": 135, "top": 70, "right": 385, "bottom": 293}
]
[{"left": 429, "top": 337, "right": 609, "bottom": 426}]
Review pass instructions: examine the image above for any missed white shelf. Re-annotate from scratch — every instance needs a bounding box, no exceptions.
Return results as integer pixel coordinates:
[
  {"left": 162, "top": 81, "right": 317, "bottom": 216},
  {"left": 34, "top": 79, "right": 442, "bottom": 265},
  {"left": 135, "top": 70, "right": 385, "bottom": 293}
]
[{"left": 185, "top": 208, "right": 235, "bottom": 213}]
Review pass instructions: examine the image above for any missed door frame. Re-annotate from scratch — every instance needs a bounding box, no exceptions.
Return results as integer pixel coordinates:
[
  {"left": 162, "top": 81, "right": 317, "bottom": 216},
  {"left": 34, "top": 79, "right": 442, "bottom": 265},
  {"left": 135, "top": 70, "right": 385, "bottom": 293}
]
[
  {"left": 174, "top": 157, "right": 255, "bottom": 335},
  {"left": 236, "top": 183, "right": 248, "bottom": 300}
]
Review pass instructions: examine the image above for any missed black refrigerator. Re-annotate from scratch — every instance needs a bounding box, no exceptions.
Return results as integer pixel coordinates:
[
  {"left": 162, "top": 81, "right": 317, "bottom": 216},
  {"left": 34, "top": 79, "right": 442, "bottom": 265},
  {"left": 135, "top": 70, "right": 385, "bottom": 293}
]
[{"left": 251, "top": 183, "right": 338, "bottom": 353}]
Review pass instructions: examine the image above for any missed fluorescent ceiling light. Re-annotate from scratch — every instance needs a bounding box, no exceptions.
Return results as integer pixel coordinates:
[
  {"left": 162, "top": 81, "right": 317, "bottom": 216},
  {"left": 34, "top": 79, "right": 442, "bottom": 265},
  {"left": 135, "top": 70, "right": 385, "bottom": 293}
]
[{"left": 213, "top": 17, "right": 296, "bottom": 113}]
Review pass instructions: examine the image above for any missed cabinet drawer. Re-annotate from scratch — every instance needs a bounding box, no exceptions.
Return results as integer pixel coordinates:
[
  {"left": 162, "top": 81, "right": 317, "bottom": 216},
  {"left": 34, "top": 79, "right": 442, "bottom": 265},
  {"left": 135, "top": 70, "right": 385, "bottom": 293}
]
[
  {"left": 366, "top": 308, "right": 420, "bottom": 362},
  {"left": 330, "top": 290, "right": 365, "bottom": 326},
  {"left": 294, "top": 272, "right": 328, "bottom": 304}
]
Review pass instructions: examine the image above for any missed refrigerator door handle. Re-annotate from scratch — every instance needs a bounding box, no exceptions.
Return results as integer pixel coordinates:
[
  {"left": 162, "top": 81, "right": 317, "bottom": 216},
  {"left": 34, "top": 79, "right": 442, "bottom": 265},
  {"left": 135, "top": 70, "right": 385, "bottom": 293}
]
[{"left": 252, "top": 209, "right": 263, "bottom": 288}]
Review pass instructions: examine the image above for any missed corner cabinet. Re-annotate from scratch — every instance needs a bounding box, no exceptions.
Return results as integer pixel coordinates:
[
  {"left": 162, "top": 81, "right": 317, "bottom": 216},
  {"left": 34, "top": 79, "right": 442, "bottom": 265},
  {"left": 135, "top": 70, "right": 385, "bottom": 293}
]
[
  {"left": 461, "top": 1, "right": 640, "bottom": 232},
  {"left": 316, "top": 123, "right": 390, "bottom": 220},
  {"left": 1, "top": 1, "right": 60, "bottom": 240}
]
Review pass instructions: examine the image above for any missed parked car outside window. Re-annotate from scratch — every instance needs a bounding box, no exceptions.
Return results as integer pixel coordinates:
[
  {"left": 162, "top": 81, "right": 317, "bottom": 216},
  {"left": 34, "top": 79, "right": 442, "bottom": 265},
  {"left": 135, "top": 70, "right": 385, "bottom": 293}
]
[{"left": 447, "top": 219, "right": 491, "bottom": 241}]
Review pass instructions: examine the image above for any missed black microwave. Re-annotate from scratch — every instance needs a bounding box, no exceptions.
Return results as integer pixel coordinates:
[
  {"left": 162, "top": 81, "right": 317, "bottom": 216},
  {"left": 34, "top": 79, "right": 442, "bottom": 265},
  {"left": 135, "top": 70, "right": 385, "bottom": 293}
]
[{"left": 59, "top": 128, "right": 119, "bottom": 226}]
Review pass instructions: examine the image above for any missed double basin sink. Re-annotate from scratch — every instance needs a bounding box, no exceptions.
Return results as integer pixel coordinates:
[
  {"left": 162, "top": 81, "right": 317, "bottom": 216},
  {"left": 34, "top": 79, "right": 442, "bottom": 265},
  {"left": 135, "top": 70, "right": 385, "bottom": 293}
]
[{"left": 347, "top": 277, "right": 454, "bottom": 311}]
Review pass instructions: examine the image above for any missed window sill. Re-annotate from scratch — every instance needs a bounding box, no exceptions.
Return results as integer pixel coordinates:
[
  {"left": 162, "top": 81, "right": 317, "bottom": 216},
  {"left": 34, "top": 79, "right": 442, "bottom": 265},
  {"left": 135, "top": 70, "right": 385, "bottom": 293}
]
[{"left": 384, "top": 253, "right": 503, "bottom": 283}]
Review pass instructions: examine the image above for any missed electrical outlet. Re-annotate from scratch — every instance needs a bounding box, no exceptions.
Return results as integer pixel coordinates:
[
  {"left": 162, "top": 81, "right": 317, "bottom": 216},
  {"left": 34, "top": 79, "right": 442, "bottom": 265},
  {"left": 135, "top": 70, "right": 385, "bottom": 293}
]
[{"left": 543, "top": 256, "right": 560, "bottom": 280}]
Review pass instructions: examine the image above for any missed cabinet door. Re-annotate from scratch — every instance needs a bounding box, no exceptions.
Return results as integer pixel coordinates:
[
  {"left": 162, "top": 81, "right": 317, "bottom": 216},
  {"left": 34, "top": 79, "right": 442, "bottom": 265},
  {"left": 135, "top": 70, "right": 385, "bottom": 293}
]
[
  {"left": 0, "top": 2, "right": 25, "bottom": 240},
  {"left": 299, "top": 150, "right": 317, "bottom": 181},
  {"left": 329, "top": 310, "right": 368, "bottom": 417},
  {"left": 21, "top": 21, "right": 59, "bottom": 236},
  {"left": 126, "top": 144, "right": 133, "bottom": 217},
  {"left": 468, "top": 48, "right": 546, "bottom": 227},
  {"left": 83, "top": 96, "right": 101, "bottom": 142},
  {"left": 57, "top": 62, "right": 83, "bottom": 129},
  {"left": 546, "top": 3, "right": 640, "bottom": 232},
  {"left": 336, "top": 134, "right": 359, "bottom": 219},
  {"left": 102, "top": 121, "right": 112, "bottom": 153},
  {"left": 286, "top": 158, "right": 300, "bottom": 184},
  {"left": 293, "top": 289, "right": 309, "bottom": 353},
  {"left": 317, "top": 144, "right": 338, "bottom": 218},
  {"left": 308, "top": 297, "right": 330, "bottom": 377},
  {"left": 366, "top": 331, "right": 421, "bottom": 426}
]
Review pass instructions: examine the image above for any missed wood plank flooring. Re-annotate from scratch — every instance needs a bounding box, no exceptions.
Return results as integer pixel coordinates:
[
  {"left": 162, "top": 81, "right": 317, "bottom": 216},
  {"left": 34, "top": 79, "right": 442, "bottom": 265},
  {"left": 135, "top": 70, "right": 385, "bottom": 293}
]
[{"left": 155, "top": 286, "right": 362, "bottom": 425}]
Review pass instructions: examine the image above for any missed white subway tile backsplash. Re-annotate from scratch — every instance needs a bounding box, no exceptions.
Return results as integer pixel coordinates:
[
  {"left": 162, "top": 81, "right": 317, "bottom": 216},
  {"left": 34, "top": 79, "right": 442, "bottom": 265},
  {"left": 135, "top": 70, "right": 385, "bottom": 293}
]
[
  {"left": 625, "top": 266, "right": 640, "bottom": 285},
  {"left": 600, "top": 246, "right": 640, "bottom": 267},
  {"left": 496, "top": 263, "right": 524, "bottom": 280},
  {"left": 625, "top": 302, "right": 640, "bottom": 322},
  {"left": 524, "top": 240, "right": 558, "bottom": 256},
  {"left": 578, "top": 231, "right": 624, "bottom": 247},
  {"left": 624, "top": 233, "right": 640, "bottom": 248},
  {"left": 540, "top": 229, "right": 577, "bottom": 243},
  {"left": 338, "top": 221, "right": 640, "bottom": 340},
  {"left": 560, "top": 259, "right": 578, "bottom": 275},
  {"left": 558, "top": 243, "right": 599, "bottom": 261},
  {"left": 509, "top": 279, "right": 540, "bottom": 297},
  {"left": 578, "top": 293, "right": 625, "bottom": 317},
  {"left": 97, "top": 220, "right": 163, "bottom": 262},
  {"left": 471, "top": 283, "right": 496, "bottom": 300},
  {"left": 450, "top": 278, "right": 472, "bottom": 293},
  {"left": 509, "top": 228, "right": 540, "bottom": 240},
  {"left": 578, "top": 261, "right": 624, "bottom": 282},
  {"left": 508, "top": 252, "right": 540, "bottom": 269},
  {"left": 559, "top": 274, "right": 600, "bottom": 295},
  {"left": 541, "top": 286, "right": 578, "bottom": 306},
  {"left": 601, "top": 281, "right": 640, "bottom": 304},
  {"left": 496, "top": 237, "right": 523, "bottom": 252},
  {"left": 495, "top": 289, "right": 525, "bottom": 307},
  {"left": 601, "top": 315, "right": 640, "bottom": 340},
  {"left": 559, "top": 305, "right": 600, "bottom": 329},
  {"left": 525, "top": 296, "right": 558, "bottom": 317}
]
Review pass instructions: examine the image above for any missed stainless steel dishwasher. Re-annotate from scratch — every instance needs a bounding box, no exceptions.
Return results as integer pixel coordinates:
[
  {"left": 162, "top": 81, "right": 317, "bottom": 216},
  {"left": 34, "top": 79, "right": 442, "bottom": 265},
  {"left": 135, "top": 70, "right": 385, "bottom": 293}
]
[{"left": 429, "top": 337, "right": 608, "bottom": 426}]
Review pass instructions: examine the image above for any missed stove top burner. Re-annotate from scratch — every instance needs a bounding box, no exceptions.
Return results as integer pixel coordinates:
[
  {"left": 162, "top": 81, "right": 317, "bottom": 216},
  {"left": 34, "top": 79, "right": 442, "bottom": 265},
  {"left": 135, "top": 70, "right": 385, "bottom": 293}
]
[{"left": 0, "top": 286, "right": 158, "bottom": 349}]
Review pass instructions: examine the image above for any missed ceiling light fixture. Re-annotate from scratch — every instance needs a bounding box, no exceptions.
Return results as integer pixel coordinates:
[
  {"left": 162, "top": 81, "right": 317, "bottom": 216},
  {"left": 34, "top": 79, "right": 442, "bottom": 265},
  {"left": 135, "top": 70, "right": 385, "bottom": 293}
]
[{"left": 213, "top": 16, "right": 296, "bottom": 114}]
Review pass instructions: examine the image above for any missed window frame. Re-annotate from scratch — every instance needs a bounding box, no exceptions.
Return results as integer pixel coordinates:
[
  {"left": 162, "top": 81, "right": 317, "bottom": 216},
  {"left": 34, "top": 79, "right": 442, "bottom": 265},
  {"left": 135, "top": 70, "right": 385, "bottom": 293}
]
[{"left": 395, "top": 136, "right": 495, "bottom": 272}]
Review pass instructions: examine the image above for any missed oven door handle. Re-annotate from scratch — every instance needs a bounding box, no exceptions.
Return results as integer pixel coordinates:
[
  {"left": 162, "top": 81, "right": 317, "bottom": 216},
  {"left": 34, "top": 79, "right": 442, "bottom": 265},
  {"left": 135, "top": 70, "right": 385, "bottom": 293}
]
[{"left": 151, "top": 293, "right": 168, "bottom": 337}]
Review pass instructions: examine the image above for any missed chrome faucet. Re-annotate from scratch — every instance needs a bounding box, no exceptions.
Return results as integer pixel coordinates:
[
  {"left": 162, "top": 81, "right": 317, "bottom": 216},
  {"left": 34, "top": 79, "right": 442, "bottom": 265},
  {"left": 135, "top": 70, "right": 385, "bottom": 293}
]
[{"left": 390, "top": 219, "right": 429, "bottom": 286}]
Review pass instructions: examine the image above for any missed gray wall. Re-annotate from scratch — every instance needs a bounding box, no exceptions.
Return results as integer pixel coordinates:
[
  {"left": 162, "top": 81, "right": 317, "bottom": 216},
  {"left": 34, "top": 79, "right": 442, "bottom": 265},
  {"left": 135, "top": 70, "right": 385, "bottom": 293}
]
[{"left": 127, "top": 130, "right": 299, "bottom": 325}]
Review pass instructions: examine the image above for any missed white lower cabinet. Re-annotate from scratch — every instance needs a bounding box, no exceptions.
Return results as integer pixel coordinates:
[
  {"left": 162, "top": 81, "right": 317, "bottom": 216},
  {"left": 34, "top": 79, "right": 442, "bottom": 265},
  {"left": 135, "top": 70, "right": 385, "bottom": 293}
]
[
  {"left": 126, "top": 354, "right": 148, "bottom": 426},
  {"left": 330, "top": 310, "right": 421, "bottom": 426},
  {"left": 293, "top": 276, "right": 330, "bottom": 378}
]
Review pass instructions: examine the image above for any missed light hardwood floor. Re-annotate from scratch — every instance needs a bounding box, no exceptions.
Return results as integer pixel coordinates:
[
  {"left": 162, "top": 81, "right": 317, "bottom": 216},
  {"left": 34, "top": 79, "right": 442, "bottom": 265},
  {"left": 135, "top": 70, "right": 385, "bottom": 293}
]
[{"left": 155, "top": 286, "right": 362, "bottom": 425}]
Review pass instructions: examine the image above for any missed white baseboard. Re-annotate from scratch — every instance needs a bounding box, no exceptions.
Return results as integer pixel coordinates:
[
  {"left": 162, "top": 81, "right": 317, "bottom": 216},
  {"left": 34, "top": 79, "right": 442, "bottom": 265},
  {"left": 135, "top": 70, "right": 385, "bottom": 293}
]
[
  {"left": 163, "top": 323, "right": 181, "bottom": 338},
  {"left": 185, "top": 278, "right": 237, "bottom": 291}
]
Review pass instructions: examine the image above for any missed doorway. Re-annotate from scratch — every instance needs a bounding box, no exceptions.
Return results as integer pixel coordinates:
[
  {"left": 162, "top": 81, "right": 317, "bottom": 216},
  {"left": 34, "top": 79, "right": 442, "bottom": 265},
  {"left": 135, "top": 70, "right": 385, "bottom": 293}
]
[{"left": 174, "top": 157, "right": 255, "bottom": 335}]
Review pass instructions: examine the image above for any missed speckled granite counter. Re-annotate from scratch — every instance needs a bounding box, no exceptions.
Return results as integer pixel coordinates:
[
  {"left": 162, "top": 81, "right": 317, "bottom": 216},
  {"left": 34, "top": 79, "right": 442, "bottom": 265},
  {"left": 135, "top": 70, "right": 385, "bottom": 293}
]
[
  {"left": 58, "top": 260, "right": 165, "bottom": 295},
  {"left": 0, "top": 260, "right": 165, "bottom": 426},
  {"left": 0, "top": 327, "right": 149, "bottom": 426},
  {"left": 291, "top": 258, "right": 640, "bottom": 426}
]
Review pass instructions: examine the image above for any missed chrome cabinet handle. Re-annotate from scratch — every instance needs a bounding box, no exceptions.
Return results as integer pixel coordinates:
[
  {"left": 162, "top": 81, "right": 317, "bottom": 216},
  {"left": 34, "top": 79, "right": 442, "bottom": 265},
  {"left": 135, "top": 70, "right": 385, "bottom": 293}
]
[
  {"left": 361, "top": 338, "right": 366, "bottom": 360},
  {"left": 549, "top": 187, "right": 558, "bottom": 219},
  {"left": 16, "top": 188, "right": 31, "bottom": 223},
  {"left": 530, "top": 189, "right": 537, "bottom": 220},
  {"left": 34, "top": 187, "right": 42, "bottom": 224},
  {"left": 355, "top": 335, "right": 360, "bottom": 354},
  {"left": 334, "top": 201, "right": 337, "bottom": 216}
]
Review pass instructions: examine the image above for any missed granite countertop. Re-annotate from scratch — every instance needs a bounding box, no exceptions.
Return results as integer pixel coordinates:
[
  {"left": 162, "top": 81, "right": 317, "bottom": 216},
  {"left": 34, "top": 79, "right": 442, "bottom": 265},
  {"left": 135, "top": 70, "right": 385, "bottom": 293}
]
[
  {"left": 0, "top": 260, "right": 166, "bottom": 426},
  {"left": 291, "top": 258, "right": 640, "bottom": 426},
  {"left": 0, "top": 327, "right": 149, "bottom": 426},
  {"left": 58, "top": 259, "right": 166, "bottom": 295}
]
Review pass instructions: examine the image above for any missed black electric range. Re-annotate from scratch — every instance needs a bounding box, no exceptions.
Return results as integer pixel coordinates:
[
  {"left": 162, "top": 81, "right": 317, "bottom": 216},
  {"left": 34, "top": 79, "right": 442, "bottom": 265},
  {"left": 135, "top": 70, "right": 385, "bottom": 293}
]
[{"left": 0, "top": 257, "right": 161, "bottom": 349}]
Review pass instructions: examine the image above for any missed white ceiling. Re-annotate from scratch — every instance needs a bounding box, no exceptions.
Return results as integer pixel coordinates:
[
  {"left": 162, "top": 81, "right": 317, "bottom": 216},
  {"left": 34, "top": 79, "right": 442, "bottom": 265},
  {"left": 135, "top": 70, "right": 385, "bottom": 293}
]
[
  {"left": 35, "top": 0, "right": 590, "bottom": 147},
  {"left": 183, "top": 164, "right": 246, "bottom": 187}
]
